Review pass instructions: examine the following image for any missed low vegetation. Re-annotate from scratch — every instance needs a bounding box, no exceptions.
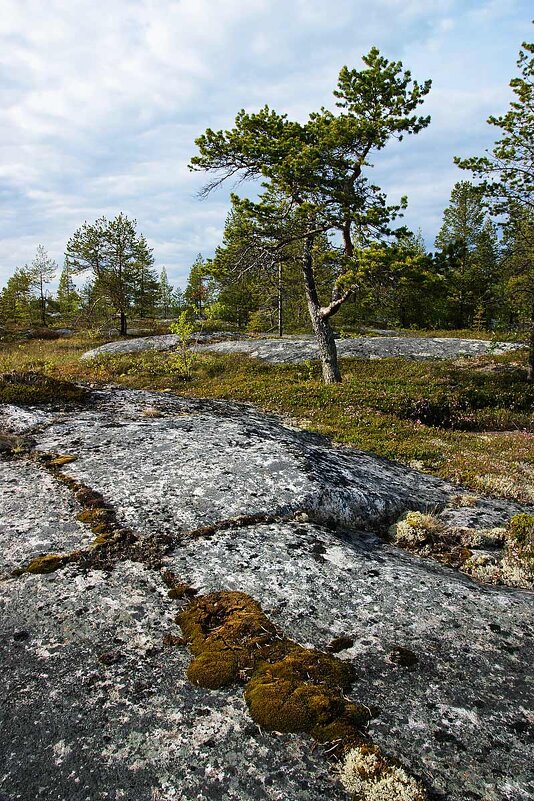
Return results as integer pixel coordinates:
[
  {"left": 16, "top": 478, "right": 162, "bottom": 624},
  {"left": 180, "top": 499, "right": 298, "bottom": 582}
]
[
  {"left": 0, "top": 333, "right": 532, "bottom": 505},
  {"left": 389, "top": 510, "right": 534, "bottom": 589}
]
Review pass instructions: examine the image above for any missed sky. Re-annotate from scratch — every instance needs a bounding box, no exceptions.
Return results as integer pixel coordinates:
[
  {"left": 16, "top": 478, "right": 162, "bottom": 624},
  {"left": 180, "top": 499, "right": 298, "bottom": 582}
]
[{"left": 0, "top": 0, "right": 531, "bottom": 290}]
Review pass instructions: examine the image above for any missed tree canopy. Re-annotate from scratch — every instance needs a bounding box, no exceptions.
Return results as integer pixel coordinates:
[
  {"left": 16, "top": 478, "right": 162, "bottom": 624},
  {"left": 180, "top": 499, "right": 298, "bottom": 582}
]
[{"left": 190, "top": 47, "right": 431, "bottom": 382}]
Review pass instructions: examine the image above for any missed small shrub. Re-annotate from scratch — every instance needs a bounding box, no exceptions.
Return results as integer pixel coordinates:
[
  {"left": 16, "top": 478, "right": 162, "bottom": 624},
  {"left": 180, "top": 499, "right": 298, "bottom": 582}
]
[
  {"left": 169, "top": 312, "right": 197, "bottom": 379},
  {"left": 502, "top": 514, "right": 534, "bottom": 588}
]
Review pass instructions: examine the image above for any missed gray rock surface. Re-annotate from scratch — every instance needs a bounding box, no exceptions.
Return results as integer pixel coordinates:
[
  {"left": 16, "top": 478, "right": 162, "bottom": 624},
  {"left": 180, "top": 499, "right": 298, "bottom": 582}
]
[
  {"left": 81, "top": 334, "right": 522, "bottom": 363},
  {"left": 1, "top": 386, "right": 532, "bottom": 801},
  {"left": 81, "top": 332, "right": 250, "bottom": 361},
  {"left": 196, "top": 336, "right": 521, "bottom": 363}
]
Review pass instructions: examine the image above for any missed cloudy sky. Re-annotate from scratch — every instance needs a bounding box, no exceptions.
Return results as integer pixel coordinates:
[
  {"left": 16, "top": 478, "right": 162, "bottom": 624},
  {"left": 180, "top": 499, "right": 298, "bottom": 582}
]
[{"left": 0, "top": 1, "right": 531, "bottom": 290}]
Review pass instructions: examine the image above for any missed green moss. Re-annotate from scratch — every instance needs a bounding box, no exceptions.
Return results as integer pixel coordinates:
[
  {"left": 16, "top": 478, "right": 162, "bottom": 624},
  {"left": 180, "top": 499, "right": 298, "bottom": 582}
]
[
  {"left": 0, "top": 371, "right": 86, "bottom": 405},
  {"left": 176, "top": 590, "right": 372, "bottom": 743}
]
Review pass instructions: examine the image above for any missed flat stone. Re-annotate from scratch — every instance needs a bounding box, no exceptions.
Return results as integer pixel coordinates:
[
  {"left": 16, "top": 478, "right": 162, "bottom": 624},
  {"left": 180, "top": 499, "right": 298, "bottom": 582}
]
[
  {"left": 168, "top": 520, "right": 534, "bottom": 801},
  {"left": 0, "top": 459, "right": 94, "bottom": 575},
  {"left": 81, "top": 332, "right": 250, "bottom": 361},
  {"left": 196, "top": 336, "right": 522, "bottom": 363},
  {"left": 0, "top": 386, "right": 532, "bottom": 801},
  {"left": 0, "top": 561, "right": 343, "bottom": 801}
]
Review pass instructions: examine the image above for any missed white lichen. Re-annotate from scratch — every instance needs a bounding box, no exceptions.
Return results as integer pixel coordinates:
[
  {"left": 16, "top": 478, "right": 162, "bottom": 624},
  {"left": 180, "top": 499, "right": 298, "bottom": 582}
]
[
  {"left": 338, "top": 746, "right": 427, "bottom": 801},
  {"left": 389, "top": 511, "right": 444, "bottom": 547}
]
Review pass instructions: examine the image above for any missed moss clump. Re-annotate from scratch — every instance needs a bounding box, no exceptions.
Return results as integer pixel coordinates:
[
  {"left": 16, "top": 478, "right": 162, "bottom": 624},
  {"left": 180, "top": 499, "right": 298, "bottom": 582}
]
[
  {"left": 244, "top": 647, "right": 369, "bottom": 742},
  {"left": 76, "top": 508, "right": 114, "bottom": 527},
  {"left": 502, "top": 514, "right": 534, "bottom": 588},
  {"left": 23, "top": 553, "right": 71, "bottom": 574},
  {"left": 177, "top": 591, "right": 279, "bottom": 689},
  {"left": 177, "top": 590, "right": 372, "bottom": 744},
  {"left": 0, "top": 371, "right": 86, "bottom": 405}
]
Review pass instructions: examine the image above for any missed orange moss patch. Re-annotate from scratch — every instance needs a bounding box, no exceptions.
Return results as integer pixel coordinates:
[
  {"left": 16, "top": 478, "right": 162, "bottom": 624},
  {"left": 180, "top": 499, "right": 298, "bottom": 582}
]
[{"left": 177, "top": 590, "right": 373, "bottom": 744}]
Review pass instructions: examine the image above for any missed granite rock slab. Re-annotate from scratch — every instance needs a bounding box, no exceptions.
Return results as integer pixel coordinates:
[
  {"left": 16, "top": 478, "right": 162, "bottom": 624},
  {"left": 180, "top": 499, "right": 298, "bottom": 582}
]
[
  {"left": 0, "top": 386, "right": 532, "bottom": 801},
  {"left": 195, "top": 336, "right": 521, "bottom": 363}
]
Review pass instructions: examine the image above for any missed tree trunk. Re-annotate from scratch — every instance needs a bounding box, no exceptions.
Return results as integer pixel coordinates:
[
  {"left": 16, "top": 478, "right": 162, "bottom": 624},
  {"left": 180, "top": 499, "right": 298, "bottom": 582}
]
[
  {"left": 120, "top": 311, "right": 127, "bottom": 336},
  {"left": 40, "top": 277, "right": 46, "bottom": 326},
  {"left": 528, "top": 300, "right": 534, "bottom": 383},
  {"left": 301, "top": 234, "right": 341, "bottom": 384},
  {"left": 278, "top": 261, "right": 283, "bottom": 337}
]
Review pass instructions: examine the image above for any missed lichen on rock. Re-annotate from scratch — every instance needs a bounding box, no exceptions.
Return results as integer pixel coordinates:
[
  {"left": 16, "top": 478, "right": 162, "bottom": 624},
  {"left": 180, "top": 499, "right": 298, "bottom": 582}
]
[
  {"left": 390, "top": 509, "right": 533, "bottom": 588},
  {"left": 338, "top": 745, "right": 427, "bottom": 800}
]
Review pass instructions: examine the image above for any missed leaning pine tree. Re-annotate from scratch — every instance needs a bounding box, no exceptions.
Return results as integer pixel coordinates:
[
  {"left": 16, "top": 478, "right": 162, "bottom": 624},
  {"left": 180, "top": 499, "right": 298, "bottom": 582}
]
[{"left": 190, "top": 48, "right": 431, "bottom": 383}]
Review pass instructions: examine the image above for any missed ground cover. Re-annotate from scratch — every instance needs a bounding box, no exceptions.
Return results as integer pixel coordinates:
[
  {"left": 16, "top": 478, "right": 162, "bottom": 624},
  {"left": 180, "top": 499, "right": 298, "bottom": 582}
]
[{"left": 1, "top": 333, "right": 532, "bottom": 504}]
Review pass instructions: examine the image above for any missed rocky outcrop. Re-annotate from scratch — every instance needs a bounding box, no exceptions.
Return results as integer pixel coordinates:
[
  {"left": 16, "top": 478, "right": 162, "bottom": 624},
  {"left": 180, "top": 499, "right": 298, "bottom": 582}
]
[
  {"left": 195, "top": 336, "right": 522, "bottom": 363},
  {"left": 1, "top": 386, "right": 532, "bottom": 801},
  {"left": 81, "top": 334, "right": 523, "bottom": 363},
  {"left": 81, "top": 331, "right": 250, "bottom": 361}
]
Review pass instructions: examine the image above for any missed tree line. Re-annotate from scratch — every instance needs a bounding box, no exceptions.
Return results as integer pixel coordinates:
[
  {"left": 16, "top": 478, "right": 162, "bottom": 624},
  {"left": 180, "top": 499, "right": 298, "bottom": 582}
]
[{"left": 0, "top": 214, "right": 186, "bottom": 334}]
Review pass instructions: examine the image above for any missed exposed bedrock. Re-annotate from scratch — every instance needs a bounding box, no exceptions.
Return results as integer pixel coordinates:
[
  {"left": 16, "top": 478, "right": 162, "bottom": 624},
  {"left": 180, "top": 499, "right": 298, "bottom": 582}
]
[
  {"left": 0, "top": 386, "right": 532, "bottom": 801},
  {"left": 81, "top": 334, "right": 522, "bottom": 363}
]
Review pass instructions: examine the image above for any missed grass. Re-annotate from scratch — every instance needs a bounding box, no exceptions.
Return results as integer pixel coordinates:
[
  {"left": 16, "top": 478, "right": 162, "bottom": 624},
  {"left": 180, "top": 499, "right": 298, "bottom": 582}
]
[{"left": 0, "top": 333, "right": 533, "bottom": 504}]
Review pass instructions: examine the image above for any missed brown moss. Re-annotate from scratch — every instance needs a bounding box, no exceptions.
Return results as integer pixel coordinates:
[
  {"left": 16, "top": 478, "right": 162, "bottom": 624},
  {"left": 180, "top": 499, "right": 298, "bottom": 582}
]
[
  {"left": 23, "top": 553, "right": 72, "bottom": 574},
  {"left": 76, "top": 508, "right": 114, "bottom": 526},
  {"left": 176, "top": 590, "right": 373, "bottom": 743},
  {"left": 177, "top": 591, "right": 279, "bottom": 688},
  {"left": 167, "top": 582, "right": 198, "bottom": 600},
  {"left": 48, "top": 454, "right": 78, "bottom": 466}
]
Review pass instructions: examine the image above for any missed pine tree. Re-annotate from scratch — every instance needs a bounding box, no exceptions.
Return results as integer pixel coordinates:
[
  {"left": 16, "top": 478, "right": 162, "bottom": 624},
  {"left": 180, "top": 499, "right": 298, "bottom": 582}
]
[
  {"left": 0, "top": 267, "right": 34, "bottom": 327},
  {"left": 435, "top": 181, "right": 486, "bottom": 328},
  {"left": 131, "top": 235, "right": 158, "bottom": 318},
  {"left": 184, "top": 254, "right": 215, "bottom": 317},
  {"left": 56, "top": 262, "right": 80, "bottom": 323},
  {"left": 66, "top": 214, "right": 145, "bottom": 335},
  {"left": 456, "top": 36, "right": 534, "bottom": 378},
  {"left": 30, "top": 245, "right": 57, "bottom": 326},
  {"left": 191, "top": 47, "right": 431, "bottom": 382},
  {"left": 157, "top": 268, "right": 173, "bottom": 318}
]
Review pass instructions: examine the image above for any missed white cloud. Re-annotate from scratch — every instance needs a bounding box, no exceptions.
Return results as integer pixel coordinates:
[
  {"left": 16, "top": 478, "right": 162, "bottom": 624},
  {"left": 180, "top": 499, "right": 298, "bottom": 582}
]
[{"left": 0, "top": 0, "right": 532, "bottom": 286}]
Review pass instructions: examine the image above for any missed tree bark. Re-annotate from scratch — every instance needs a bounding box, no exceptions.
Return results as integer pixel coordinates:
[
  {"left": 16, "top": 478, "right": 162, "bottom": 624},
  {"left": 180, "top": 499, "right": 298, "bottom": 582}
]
[
  {"left": 301, "top": 234, "right": 341, "bottom": 384},
  {"left": 278, "top": 261, "right": 283, "bottom": 337},
  {"left": 120, "top": 310, "right": 127, "bottom": 336},
  {"left": 40, "top": 277, "right": 46, "bottom": 326},
  {"left": 528, "top": 299, "right": 534, "bottom": 383}
]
